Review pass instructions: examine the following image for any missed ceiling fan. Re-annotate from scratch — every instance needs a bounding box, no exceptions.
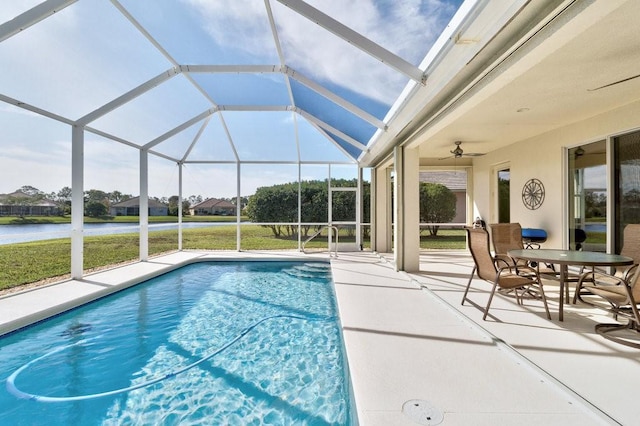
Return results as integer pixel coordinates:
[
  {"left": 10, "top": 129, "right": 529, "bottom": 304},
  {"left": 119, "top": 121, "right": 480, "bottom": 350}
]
[
  {"left": 588, "top": 73, "right": 640, "bottom": 91},
  {"left": 438, "top": 141, "right": 485, "bottom": 160}
]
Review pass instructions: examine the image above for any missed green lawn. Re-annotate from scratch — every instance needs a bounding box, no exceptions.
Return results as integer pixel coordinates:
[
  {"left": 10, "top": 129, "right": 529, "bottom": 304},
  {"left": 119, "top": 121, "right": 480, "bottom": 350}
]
[
  {"left": 585, "top": 231, "right": 606, "bottom": 244},
  {"left": 0, "top": 218, "right": 616, "bottom": 291},
  {"left": 0, "top": 224, "right": 466, "bottom": 292},
  {"left": 420, "top": 229, "right": 466, "bottom": 249}
]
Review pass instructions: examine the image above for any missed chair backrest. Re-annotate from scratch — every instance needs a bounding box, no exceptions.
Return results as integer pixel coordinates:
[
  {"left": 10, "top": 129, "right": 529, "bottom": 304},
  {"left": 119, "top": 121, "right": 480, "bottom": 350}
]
[
  {"left": 489, "top": 223, "right": 524, "bottom": 256},
  {"left": 466, "top": 227, "right": 498, "bottom": 281},
  {"left": 621, "top": 224, "right": 640, "bottom": 264},
  {"left": 628, "top": 265, "right": 640, "bottom": 303}
]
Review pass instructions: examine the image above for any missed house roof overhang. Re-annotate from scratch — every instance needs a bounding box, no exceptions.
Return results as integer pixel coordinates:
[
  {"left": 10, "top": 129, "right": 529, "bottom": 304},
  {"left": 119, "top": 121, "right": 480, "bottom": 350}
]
[{"left": 359, "top": 0, "right": 640, "bottom": 167}]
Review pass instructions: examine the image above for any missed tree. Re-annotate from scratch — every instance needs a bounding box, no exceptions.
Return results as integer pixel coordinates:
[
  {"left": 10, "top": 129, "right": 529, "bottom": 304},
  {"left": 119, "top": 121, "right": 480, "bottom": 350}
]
[
  {"left": 85, "top": 201, "right": 107, "bottom": 217},
  {"left": 187, "top": 195, "right": 202, "bottom": 207},
  {"left": 55, "top": 186, "right": 73, "bottom": 215},
  {"left": 108, "top": 190, "right": 131, "bottom": 204},
  {"left": 168, "top": 195, "right": 180, "bottom": 216},
  {"left": 18, "top": 185, "right": 44, "bottom": 197},
  {"left": 84, "top": 189, "right": 108, "bottom": 204},
  {"left": 245, "top": 179, "right": 366, "bottom": 238},
  {"left": 419, "top": 182, "right": 456, "bottom": 236},
  {"left": 164, "top": 196, "right": 191, "bottom": 216},
  {"left": 498, "top": 177, "right": 510, "bottom": 223},
  {"left": 227, "top": 196, "right": 249, "bottom": 210},
  {"left": 83, "top": 189, "right": 110, "bottom": 217},
  {"left": 245, "top": 183, "right": 298, "bottom": 237},
  {"left": 585, "top": 191, "right": 606, "bottom": 219},
  {"left": 300, "top": 180, "right": 328, "bottom": 224}
]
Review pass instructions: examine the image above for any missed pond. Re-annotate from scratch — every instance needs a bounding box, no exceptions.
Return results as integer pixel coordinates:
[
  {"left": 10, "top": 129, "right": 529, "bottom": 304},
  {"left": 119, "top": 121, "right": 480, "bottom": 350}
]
[
  {"left": 584, "top": 223, "right": 606, "bottom": 233},
  {"left": 0, "top": 222, "right": 236, "bottom": 245}
]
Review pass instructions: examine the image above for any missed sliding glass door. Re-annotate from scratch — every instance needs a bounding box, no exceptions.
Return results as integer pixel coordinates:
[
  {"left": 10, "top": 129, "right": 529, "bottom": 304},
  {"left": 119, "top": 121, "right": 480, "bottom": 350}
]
[
  {"left": 568, "top": 141, "right": 606, "bottom": 251},
  {"left": 568, "top": 130, "right": 640, "bottom": 253},
  {"left": 614, "top": 131, "right": 640, "bottom": 253}
]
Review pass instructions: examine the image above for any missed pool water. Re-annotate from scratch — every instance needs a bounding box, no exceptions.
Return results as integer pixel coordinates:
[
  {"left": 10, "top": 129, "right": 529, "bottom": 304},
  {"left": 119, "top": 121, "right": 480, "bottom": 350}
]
[{"left": 0, "top": 261, "right": 355, "bottom": 425}]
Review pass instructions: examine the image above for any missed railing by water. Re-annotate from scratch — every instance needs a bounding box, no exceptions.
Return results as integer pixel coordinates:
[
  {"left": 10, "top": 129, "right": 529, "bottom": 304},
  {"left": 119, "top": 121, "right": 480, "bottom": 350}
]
[{"left": 302, "top": 225, "right": 339, "bottom": 257}]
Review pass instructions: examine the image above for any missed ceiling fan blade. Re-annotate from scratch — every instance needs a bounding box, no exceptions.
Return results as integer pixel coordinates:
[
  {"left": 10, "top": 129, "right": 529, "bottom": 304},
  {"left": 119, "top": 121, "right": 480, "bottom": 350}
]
[
  {"left": 439, "top": 141, "right": 485, "bottom": 159},
  {"left": 588, "top": 73, "right": 640, "bottom": 91}
]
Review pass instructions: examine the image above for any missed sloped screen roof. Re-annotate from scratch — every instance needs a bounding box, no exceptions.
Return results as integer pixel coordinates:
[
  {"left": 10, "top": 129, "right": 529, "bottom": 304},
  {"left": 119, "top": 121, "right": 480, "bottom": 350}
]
[{"left": 0, "top": 0, "right": 464, "bottom": 175}]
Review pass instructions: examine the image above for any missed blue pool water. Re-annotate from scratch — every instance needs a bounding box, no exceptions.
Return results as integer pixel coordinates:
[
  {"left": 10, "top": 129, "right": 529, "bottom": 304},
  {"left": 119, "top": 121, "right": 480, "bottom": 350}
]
[{"left": 0, "top": 261, "right": 354, "bottom": 425}]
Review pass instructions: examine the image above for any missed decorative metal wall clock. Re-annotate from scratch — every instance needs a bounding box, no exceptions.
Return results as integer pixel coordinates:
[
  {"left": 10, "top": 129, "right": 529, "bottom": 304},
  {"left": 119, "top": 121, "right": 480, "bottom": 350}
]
[{"left": 522, "top": 178, "right": 545, "bottom": 210}]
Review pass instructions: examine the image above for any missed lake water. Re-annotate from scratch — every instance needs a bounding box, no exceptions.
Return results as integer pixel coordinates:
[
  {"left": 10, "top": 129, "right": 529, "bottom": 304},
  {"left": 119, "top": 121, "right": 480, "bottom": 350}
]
[
  {"left": 584, "top": 223, "right": 606, "bottom": 233},
  {"left": 0, "top": 222, "right": 236, "bottom": 245}
]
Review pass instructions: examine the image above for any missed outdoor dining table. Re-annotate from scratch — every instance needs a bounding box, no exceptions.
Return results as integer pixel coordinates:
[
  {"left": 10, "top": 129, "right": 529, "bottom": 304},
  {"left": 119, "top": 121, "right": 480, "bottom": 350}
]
[{"left": 508, "top": 249, "right": 633, "bottom": 321}]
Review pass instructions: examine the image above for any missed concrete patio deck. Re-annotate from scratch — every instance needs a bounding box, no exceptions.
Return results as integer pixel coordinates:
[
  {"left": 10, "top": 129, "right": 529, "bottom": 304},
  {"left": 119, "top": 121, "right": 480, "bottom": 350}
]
[{"left": 0, "top": 250, "right": 636, "bottom": 425}]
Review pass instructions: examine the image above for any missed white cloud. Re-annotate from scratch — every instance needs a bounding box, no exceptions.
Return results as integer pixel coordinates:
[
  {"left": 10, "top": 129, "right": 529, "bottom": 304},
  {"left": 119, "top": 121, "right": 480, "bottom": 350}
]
[
  {"left": 0, "top": 140, "right": 71, "bottom": 195},
  {"left": 181, "top": 0, "right": 460, "bottom": 105},
  {"left": 181, "top": 0, "right": 275, "bottom": 60},
  {"left": 0, "top": 2, "right": 43, "bottom": 24},
  {"left": 0, "top": 104, "right": 41, "bottom": 118},
  {"left": 0, "top": 1, "right": 170, "bottom": 120}
]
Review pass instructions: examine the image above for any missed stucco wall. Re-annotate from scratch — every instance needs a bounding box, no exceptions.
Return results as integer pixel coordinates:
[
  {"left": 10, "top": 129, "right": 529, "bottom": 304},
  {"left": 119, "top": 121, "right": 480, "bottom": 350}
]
[
  {"left": 453, "top": 191, "right": 466, "bottom": 223},
  {"left": 471, "top": 99, "right": 640, "bottom": 249}
]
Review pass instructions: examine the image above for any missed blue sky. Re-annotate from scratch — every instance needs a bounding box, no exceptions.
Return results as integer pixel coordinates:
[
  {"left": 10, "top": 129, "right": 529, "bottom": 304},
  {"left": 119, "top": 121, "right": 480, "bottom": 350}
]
[{"left": 0, "top": 0, "right": 463, "bottom": 199}]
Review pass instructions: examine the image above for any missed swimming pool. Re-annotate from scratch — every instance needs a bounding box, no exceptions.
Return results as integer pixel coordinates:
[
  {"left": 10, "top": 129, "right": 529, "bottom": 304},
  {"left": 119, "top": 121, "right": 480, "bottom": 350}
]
[{"left": 0, "top": 261, "right": 355, "bottom": 425}]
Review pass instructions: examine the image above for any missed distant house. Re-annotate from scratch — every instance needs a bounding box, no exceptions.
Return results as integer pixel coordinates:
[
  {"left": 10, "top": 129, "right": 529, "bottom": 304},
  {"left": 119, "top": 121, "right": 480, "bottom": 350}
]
[
  {"left": 190, "top": 198, "right": 236, "bottom": 216},
  {"left": 110, "top": 196, "right": 168, "bottom": 216},
  {"left": 0, "top": 190, "right": 61, "bottom": 216},
  {"left": 419, "top": 171, "right": 467, "bottom": 224}
]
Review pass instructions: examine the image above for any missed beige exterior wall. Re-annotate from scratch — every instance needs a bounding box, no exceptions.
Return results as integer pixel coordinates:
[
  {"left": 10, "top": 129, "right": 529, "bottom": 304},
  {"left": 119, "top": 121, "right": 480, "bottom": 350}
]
[
  {"left": 471, "top": 99, "right": 640, "bottom": 249},
  {"left": 453, "top": 191, "right": 466, "bottom": 223}
]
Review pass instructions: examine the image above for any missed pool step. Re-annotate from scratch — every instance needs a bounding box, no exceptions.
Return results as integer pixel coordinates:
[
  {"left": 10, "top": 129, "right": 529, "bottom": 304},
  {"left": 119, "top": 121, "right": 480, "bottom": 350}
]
[{"left": 283, "top": 263, "right": 332, "bottom": 279}]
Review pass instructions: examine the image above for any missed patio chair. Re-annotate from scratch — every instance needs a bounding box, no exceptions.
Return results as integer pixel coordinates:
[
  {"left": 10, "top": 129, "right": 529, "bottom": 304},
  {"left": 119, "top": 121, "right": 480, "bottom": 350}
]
[
  {"left": 574, "top": 224, "right": 640, "bottom": 304},
  {"left": 489, "top": 223, "right": 556, "bottom": 276},
  {"left": 575, "top": 266, "right": 640, "bottom": 348},
  {"left": 489, "top": 223, "right": 526, "bottom": 268},
  {"left": 462, "top": 227, "right": 551, "bottom": 320}
]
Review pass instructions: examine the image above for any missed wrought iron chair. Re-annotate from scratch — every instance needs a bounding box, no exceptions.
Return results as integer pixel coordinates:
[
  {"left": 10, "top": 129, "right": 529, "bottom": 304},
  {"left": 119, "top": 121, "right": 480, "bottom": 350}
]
[
  {"left": 462, "top": 227, "right": 551, "bottom": 320},
  {"left": 574, "top": 224, "right": 640, "bottom": 304}
]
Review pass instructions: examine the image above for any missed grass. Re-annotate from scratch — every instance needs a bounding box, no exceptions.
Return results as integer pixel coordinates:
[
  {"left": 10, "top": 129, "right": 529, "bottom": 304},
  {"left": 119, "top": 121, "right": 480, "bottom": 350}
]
[
  {"left": 0, "top": 215, "right": 613, "bottom": 291},
  {"left": 420, "top": 229, "right": 466, "bottom": 249},
  {"left": 586, "top": 232, "right": 606, "bottom": 244},
  {"left": 0, "top": 224, "right": 466, "bottom": 292}
]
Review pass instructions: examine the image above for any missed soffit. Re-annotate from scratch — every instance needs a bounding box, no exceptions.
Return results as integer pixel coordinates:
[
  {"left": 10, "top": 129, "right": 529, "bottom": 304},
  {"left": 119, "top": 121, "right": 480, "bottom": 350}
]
[{"left": 409, "top": 0, "right": 640, "bottom": 163}]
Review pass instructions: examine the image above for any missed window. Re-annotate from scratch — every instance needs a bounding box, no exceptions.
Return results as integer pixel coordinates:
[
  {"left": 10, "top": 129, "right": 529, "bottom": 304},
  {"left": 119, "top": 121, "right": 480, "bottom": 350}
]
[{"left": 497, "top": 169, "right": 510, "bottom": 223}]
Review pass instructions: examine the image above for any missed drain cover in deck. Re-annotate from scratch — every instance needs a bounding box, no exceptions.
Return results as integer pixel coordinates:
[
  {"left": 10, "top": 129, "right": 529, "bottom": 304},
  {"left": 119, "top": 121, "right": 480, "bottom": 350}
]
[{"left": 402, "top": 399, "right": 444, "bottom": 425}]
